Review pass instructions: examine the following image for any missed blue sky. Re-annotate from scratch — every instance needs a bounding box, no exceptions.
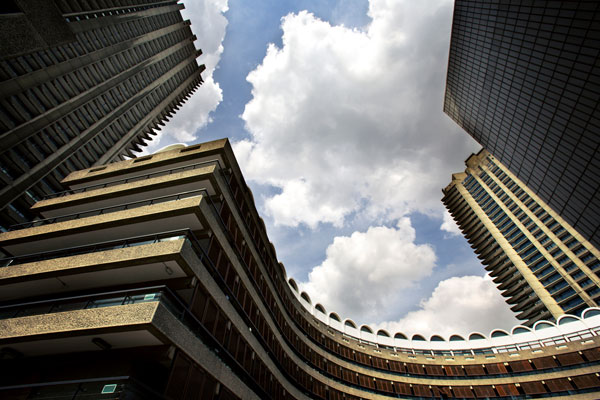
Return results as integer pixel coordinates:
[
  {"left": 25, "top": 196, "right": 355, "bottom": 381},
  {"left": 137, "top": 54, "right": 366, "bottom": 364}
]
[{"left": 143, "top": 0, "right": 521, "bottom": 337}]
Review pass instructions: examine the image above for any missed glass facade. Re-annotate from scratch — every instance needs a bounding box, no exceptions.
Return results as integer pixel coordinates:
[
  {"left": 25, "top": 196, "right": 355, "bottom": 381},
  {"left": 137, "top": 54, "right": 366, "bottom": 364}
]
[
  {"left": 443, "top": 150, "right": 600, "bottom": 324},
  {"left": 444, "top": 0, "right": 600, "bottom": 249}
]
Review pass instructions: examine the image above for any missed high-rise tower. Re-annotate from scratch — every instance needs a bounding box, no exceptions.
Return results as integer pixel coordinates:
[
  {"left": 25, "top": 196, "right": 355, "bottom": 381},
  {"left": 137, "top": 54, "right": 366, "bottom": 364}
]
[
  {"left": 443, "top": 150, "right": 600, "bottom": 325},
  {"left": 0, "top": 0, "right": 205, "bottom": 228},
  {"left": 444, "top": 0, "right": 600, "bottom": 249}
]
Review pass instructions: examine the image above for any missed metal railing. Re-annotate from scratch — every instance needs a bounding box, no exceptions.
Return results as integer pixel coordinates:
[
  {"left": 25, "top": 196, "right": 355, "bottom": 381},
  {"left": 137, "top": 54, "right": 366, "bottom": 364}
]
[
  {"left": 8, "top": 189, "right": 206, "bottom": 231},
  {"left": 0, "top": 229, "right": 189, "bottom": 268},
  {"left": 43, "top": 159, "right": 226, "bottom": 199},
  {"left": 0, "top": 286, "right": 171, "bottom": 320}
]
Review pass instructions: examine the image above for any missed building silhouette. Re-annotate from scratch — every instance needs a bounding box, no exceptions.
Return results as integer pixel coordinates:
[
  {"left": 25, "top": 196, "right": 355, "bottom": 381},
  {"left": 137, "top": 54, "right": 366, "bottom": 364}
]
[
  {"left": 0, "top": 0, "right": 205, "bottom": 229},
  {"left": 444, "top": 0, "right": 600, "bottom": 249},
  {"left": 443, "top": 149, "right": 600, "bottom": 326},
  {"left": 1, "top": 139, "right": 600, "bottom": 399}
]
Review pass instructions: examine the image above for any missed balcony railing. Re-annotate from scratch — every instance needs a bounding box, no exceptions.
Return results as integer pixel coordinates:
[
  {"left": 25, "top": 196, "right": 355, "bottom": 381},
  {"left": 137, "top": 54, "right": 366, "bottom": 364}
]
[
  {"left": 43, "top": 159, "right": 227, "bottom": 199},
  {"left": 0, "top": 286, "right": 173, "bottom": 320},
  {"left": 0, "top": 229, "right": 190, "bottom": 268},
  {"left": 8, "top": 189, "right": 206, "bottom": 231}
]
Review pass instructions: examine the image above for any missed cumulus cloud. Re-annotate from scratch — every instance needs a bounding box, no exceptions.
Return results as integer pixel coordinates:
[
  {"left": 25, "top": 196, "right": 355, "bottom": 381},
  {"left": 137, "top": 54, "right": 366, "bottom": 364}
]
[
  {"left": 300, "top": 218, "right": 436, "bottom": 322},
  {"left": 235, "top": 0, "right": 479, "bottom": 228},
  {"left": 440, "top": 209, "right": 462, "bottom": 236},
  {"left": 140, "top": 0, "right": 228, "bottom": 154},
  {"left": 375, "top": 275, "right": 520, "bottom": 338}
]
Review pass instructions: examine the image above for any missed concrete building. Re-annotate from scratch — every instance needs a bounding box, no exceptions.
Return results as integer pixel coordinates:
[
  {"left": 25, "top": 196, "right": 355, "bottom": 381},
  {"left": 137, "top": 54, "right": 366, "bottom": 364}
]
[
  {"left": 0, "top": 0, "right": 205, "bottom": 228},
  {"left": 443, "top": 150, "right": 600, "bottom": 325},
  {"left": 1, "top": 139, "right": 600, "bottom": 399},
  {"left": 444, "top": 0, "right": 600, "bottom": 249}
]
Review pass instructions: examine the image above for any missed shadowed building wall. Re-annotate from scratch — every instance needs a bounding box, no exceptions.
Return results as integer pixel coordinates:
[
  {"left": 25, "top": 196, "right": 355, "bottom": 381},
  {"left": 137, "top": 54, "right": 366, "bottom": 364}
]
[
  {"left": 0, "top": 0, "right": 205, "bottom": 229},
  {"left": 444, "top": 0, "right": 600, "bottom": 249}
]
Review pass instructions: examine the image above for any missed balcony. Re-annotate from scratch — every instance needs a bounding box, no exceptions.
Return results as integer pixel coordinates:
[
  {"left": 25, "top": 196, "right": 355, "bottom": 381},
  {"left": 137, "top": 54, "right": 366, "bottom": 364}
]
[
  {"left": 0, "top": 194, "right": 209, "bottom": 256},
  {"left": 34, "top": 160, "right": 225, "bottom": 218},
  {"left": 0, "top": 230, "right": 203, "bottom": 302}
]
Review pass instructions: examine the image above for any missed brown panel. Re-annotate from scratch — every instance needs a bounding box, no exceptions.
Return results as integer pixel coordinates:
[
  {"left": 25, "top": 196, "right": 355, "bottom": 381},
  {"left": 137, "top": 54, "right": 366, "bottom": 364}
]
[
  {"left": 432, "top": 386, "right": 453, "bottom": 398},
  {"left": 572, "top": 374, "right": 600, "bottom": 390},
  {"left": 583, "top": 347, "right": 600, "bottom": 361},
  {"left": 341, "top": 368, "right": 357, "bottom": 384},
  {"left": 452, "top": 386, "right": 475, "bottom": 398},
  {"left": 406, "top": 363, "right": 423, "bottom": 375},
  {"left": 377, "top": 380, "right": 394, "bottom": 393},
  {"left": 508, "top": 360, "right": 533, "bottom": 372},
  {"left": 388, "top": 360, "right": 406, "bottom": 373},
  {"left": 329, "top": 389, "right": 344, "bottom": 400},
  {"left": 473, "top": 385, "right": 497, "bottom": 398},
  {"left": 532, "top": 356, "right": 558, "bottom": 370},
  {"left": 354, "top": 352, "right": 371, "bottom": 366},
  {"left": 521, "top": 381, "right": 547, "bottom": 395},
  {"left": 557, "top": 352, "right": 584, "bottom": 366},
  {"left": 464, "top": 364, "right": 485, "bottom": 376},
  {"left": 312, "top": 381, "right": 326, "bottom": 399},
  {"left": 326, "top": 361, "right": 341, "bottom": 378},
  {"left": 424, "top": 364, "right": 444, "bottom": 376},
  {"left": 545, "top": 378, "right": 574, "bottom": 392},
  {"left": 372, "top": 356, "right": 387, "bottom": 370},
  {"left": 339, "top": 346, "right": 352, "bottom": 359},
  {"left": 495, "top": 384, "right": 520, "bottom": 396},
  {"left": 413, "top": 385, "right": 432, "bottom": 397},
  {"left": 394, "top": 383, "right": 412, "bottom": 395},
  {"left": 358, "top": 374, "right": 375, "bottom": 389},
  {"left": 484, "top": 363, "right": 507, "bottom": 375},
  {"left": 444, "top": 365, "right": 465, "bottom": 376}
]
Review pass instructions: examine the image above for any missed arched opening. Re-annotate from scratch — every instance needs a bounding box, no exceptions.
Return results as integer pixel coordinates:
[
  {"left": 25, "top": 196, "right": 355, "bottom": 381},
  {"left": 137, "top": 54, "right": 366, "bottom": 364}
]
[
  {"left": 449, "top": 335, "right": 465, "bottom": 341},
  {"left": 344, "top": 319, "right": 357, "bottom": 329},
  {"left": 583, "top": 308, "right": 600, "bottom": 319},
  {"left": 558, "top": 315, "right": 580, "bottom": 325},
  {"left": 534, "top": 321, "right": 555, "bottom": 330},
  {"left": 430, "top": 335, "right": 445, "bottom": 342},
  {"left": 329, "top": 312, "right": 341, "bottom": 322},
  {"left": 377, "top": 330, "right": 390, "bottom": 337},
  {"left": 412, "top": 334, "right": 426, "bottom": 341},
  {"left": 469, "top": 333, "right": 485, "bottom": 340},
  {"left": 300, "top": 291, "right": 311, "bottom": 304},
  {"left": 315, "top": 303, "right": 326, "bottom": 314},
  {"left": 288, "top": 278, "right": 298, "bottom": 292},
  {"left": 491, "top": 330, "right": 509, "bottom": 338},
  {"left": 360, "top": 325, "right": 373, "bottom": 334},
  {"left": 394, "top": 332, "right": 408, "bottom": 340},
  {"left": 512, "top": 326, "right": 531, "bottom": 334}
]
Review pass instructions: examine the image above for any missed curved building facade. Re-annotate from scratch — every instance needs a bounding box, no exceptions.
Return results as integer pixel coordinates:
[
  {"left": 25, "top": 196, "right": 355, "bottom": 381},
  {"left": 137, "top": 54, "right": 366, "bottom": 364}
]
[{"left": 1, "top": 139, "right": 599, "bottom": 399}]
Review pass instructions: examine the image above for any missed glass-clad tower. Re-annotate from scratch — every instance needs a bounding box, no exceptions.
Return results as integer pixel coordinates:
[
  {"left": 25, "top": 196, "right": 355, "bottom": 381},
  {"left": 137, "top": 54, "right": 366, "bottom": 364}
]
[
  {"left": 444, "top": 0, "right": 600, "bottom": 249},
  {"left": 0, "top": 0, "right": 205, "bottom": 229},
  {"left": 443, "top": 150, "right": 600, "bottom": 325}
]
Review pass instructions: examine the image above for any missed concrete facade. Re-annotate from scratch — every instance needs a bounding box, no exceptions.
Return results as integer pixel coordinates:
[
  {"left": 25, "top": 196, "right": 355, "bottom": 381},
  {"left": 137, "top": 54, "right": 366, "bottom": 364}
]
[
  {"left": 0, "top": 0, "right": 205, "bottom": 228},
  {"left": 1, "top": 139, "right": 600, "bottom": 399},
  {"left": 444, "top": 150, "right": 600, "bottom": 326}
]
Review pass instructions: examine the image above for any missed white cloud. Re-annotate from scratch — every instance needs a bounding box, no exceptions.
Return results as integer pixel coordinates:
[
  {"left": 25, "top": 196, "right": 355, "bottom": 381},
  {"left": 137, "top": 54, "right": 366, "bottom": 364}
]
[
  {"left": 375, "top": 275, "right": 520, "bottom": 338},
  {"left": 140, "top": 0, "right": 228, "bottom": 155},
  {"left": 300, "top": 218, "right": 436, "bottom": 322},
  {"left": 235, "top": 0, "right": 479, "bottom": 228},
  {"left": 234, "top": 0, "right": 477, "bottom": 228},
  {"left": 440, "top": 209, "right": 461, "bottom": 236}
]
